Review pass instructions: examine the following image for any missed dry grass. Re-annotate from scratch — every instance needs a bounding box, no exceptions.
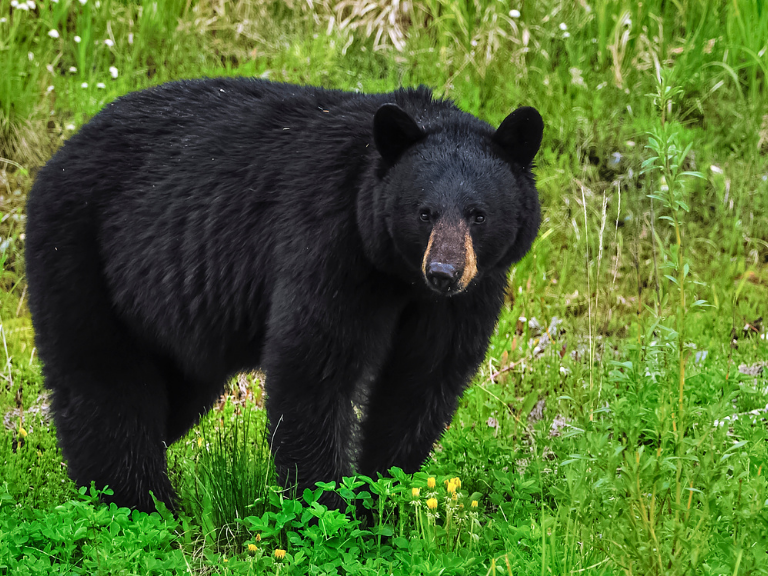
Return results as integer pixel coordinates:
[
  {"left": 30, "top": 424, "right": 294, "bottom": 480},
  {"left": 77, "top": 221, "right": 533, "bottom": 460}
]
[
  {"left": 0, "top": 117, "right": 51, "bottom": 174},
  {"left": 331, "top": 0, "right": 416, "bottom": 51}
]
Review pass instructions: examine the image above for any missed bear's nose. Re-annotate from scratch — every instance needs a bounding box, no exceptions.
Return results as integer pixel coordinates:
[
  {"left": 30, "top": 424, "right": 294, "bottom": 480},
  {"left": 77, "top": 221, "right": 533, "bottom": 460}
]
[{"left": 426, "top": 262, "right": 459, "bottom": 292}]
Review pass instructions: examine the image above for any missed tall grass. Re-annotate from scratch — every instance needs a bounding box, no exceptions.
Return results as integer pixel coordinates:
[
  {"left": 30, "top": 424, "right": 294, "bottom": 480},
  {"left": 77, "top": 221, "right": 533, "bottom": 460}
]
[{"left": 172, "top": 395, "right": 273, "bottom": 549}]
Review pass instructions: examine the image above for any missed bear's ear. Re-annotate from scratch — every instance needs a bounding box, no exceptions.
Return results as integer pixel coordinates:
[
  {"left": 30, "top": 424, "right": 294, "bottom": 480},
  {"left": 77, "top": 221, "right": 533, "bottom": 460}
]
[
  {"left": 492, "top": 106, "right": 544, "bottom": 167},
  {"left": 373, "top": 104, "right": 425, "bottom": 164}
]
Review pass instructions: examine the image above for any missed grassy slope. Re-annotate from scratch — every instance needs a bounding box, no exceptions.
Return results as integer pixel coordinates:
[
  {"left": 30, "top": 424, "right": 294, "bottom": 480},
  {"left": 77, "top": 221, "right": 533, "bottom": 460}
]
[{"left": 1, "top": 0, "right": 767, "bottom": 574}]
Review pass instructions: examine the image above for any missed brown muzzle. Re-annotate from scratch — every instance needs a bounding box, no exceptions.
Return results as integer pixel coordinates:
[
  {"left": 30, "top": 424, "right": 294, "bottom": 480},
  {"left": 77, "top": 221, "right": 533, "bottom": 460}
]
[{"left": 421, "top": 219, "right": 478, "bottom": 294}]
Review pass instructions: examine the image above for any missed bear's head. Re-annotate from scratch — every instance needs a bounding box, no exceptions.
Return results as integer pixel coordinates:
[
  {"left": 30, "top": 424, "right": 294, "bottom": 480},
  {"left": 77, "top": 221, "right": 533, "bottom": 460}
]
[{"left": 368, "top": 102, "right": 543, "bottom": 296}]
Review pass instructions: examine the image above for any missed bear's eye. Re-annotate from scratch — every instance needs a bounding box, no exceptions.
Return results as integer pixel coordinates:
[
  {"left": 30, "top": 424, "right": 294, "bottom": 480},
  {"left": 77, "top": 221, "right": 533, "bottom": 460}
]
[
  {"left": 419, "top": 210, "right": 431, "bottom": 223},
  {"left": 473, "top": 213, "right": 486, "bottom": 225}
]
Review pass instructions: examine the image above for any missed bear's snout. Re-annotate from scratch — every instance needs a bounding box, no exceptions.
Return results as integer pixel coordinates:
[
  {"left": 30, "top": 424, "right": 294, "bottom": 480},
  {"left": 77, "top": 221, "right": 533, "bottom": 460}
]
[
  {"left": 422, "top": 220, "right": 478, "bottom": 295},
  {"left": 426, "top": 261, "right": 459, "bottom": 292}
]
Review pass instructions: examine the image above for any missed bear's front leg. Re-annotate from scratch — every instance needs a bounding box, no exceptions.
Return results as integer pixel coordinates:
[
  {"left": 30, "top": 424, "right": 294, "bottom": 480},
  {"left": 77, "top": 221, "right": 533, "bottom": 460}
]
[
  {"left": 263, "top": 287, "right": 398, "bottom": 506},
  {"left": 358, "top": 287, "right": 503, "bottom": 478},
  {"left": 266, "top": 359, "right": 355, "bottom": 502}
]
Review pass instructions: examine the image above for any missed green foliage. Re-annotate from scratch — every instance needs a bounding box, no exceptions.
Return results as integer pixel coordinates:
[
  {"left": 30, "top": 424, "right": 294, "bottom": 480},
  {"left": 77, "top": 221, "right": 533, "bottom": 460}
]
[
  {"left": 0, "top": 484, "right": 189, "bottom": 574},
  {"left": 0, "top": 317, "right": 72, "bottom": 508},
  {"left": 241, "top": 472, "right": 517, "bottom": 574}
]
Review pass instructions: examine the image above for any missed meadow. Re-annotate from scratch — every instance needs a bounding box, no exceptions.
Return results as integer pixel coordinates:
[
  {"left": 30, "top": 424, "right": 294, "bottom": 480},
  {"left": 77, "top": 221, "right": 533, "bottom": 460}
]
[{"left": 1, "top": 0, "right": 767, "bottom": 573}]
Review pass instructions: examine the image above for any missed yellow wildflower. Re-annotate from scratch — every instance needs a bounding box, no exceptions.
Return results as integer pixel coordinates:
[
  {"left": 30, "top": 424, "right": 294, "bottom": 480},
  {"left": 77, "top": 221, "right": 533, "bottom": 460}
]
[
  {"left": 274, "top": 549, "right": 286, "bottom": 560},
  {"left": 427, "top": 477, "right": 436, "bottom": 489},
  {"left": 248, "top": 543, "right": 258, "bottom": 553},
  {"left": 426, "top": 498, "right": 438, "bottom": 510},
  {"left": 18, "top": 427, "right": 27, "bottom": 438},
  {"left": 411, "top": 487, "right": 420, "bottom": 497},
  {"left": 197, "top": 437, "right": 202, "bottom": 447},
  {"left": 471, "top": 500, "right": 478, "bottom": 508},
  {"left": 452, "top": 477, "right": 461, "bottom": 489},
  {"left": 255, "top": 533, "right": 262, "bottom": 542},
  {"left": 447, "top": 481, "right": 456, "bottom": 495}
]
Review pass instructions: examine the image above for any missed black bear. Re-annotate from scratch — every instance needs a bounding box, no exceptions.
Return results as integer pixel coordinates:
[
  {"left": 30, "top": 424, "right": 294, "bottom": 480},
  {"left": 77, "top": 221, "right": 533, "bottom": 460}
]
[{"left": 25, "top": 78, "right": 542, "bottom": 512}]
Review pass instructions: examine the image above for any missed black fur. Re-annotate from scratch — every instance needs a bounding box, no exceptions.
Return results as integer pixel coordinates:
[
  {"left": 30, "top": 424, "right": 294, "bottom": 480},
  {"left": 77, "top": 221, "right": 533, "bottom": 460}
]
[{"left": 25, "top": 78, "right": 543, "bottom": 512}]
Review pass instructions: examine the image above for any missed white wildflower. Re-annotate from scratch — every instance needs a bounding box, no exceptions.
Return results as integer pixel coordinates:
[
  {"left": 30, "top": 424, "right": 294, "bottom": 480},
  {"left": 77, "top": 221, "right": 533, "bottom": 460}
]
[
  {"left": 109, "top": 66, "right": 118, "bottom": 78},
  {"left": 69, "top": 66, "right": 77, "bottom": 73},
  {"left": 0, "top": 17, "right": 6, "bottom": 23},
  {"left": 509, "top": 9, "right": 520, "bottom": 18},
  {"left": 128, "top": 32, "right": 134, "bottom": 44},
  {"left": 81, "top": 82, "right": 88, "bottom": 88},
  {"left": 65, "top": 123, "right": 75, "bottom": 130},
  {"left": 710, "top": 165, "right": 723, "bottom": 174},
  {"left": 563, "top": 31, "right": 570, "bottom": 38},
  {"left": 96, "top": 82, "right": 105, "bottom": 89},
  {"left": 570, "top": 67, "right": 586, "bottom": 87},
  {"left": 27, "top": 0, "right": 35, "bottom": 7},
  {"left": 46, "top": 85, "right": 54, "bottom": 93},
  {"left": 78, "top": 0, "right": 87, "bottom": 4},
  {"left": 104, "top": 38, "right": 114, "bottom": 47},
  {"left": 74, "top": 35, "right": 81, "bottom": 43},
  {"left": 10, "top": 0, "right": 18, "bottom": 6},
  {"left": 28, "top": 52, "right": 34, "bottom": 61},
  {"left": 48, "top": 29, "right": 60, "bottom": 39},
  {"left": 559, "top": 22, "right": 568, "bottom": 31}
]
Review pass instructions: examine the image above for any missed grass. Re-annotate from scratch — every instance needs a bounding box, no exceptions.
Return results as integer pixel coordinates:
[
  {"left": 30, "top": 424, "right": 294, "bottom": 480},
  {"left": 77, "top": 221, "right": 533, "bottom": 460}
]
[{"left": 1, "top": 0, "right": 767, "bottom": 573}]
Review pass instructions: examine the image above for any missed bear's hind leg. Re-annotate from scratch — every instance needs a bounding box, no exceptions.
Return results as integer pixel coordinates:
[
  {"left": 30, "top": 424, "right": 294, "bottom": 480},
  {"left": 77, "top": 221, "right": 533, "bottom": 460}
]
[
  {"left": 47, "top": 349, "right": 176, "bottom": 513},
  {"left": 26, "top": 199, "right": 178, "bottom": 512}
]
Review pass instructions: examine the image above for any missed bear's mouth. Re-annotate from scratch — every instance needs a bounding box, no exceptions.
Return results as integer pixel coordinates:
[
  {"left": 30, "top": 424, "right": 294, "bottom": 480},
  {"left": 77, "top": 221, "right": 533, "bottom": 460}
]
[{"left": 421, "top": 221, "right": 477, "bottom": 295}]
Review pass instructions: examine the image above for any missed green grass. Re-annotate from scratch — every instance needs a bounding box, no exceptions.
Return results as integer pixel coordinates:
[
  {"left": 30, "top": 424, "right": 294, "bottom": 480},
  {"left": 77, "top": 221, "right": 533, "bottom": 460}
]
[{"left": 1, "top": 0, "right": 767, "bottom": 573}]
